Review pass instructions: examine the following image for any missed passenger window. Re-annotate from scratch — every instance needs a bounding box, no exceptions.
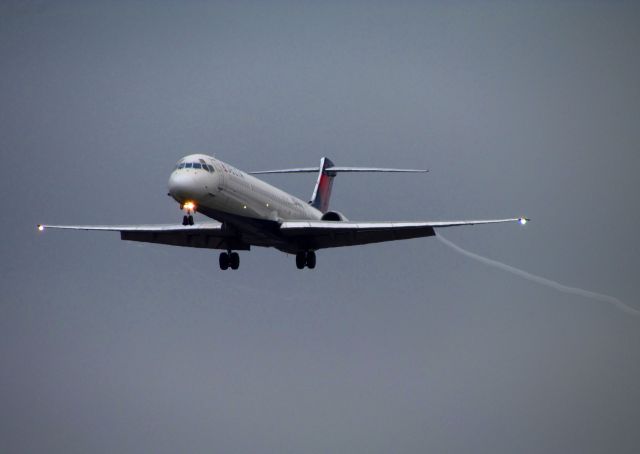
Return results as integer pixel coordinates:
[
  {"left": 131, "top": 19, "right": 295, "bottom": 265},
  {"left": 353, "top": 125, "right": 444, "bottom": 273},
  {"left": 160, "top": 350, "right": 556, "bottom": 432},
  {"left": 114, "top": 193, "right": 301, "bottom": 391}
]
[
  {"left": 193, "top": 163, "right": 202, "bottom": 169},
  {"left": 185, "top": 163, "right": 193, "bottom": 168}
]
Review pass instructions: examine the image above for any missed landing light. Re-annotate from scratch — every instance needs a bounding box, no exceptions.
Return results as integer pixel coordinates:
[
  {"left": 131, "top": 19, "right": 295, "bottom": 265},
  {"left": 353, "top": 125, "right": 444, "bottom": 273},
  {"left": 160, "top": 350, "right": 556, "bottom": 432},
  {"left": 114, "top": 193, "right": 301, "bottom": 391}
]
[
  {"left": 183, "top": 201, "right": 196, "bottom": 211},
  {"left": 38, "top": 224, "right": 44, "bottom": 231},
  {"left": 519, "top": 217, "right": 528, "bottom": 225}
]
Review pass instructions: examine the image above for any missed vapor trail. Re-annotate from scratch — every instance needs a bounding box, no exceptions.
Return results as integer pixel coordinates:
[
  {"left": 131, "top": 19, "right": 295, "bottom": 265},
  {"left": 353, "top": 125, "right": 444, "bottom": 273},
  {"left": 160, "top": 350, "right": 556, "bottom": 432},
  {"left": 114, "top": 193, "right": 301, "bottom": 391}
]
[{"left": 436, "top": 233, "right": 639, "bottom": 317}]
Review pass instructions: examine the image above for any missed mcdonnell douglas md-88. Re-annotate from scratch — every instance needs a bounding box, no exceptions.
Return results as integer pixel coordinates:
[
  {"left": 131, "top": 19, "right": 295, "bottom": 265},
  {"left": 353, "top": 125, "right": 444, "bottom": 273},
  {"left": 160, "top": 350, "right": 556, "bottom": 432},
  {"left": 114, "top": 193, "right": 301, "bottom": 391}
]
[{"left": 38, "top": 154, "right": 529, "bottom": 270}]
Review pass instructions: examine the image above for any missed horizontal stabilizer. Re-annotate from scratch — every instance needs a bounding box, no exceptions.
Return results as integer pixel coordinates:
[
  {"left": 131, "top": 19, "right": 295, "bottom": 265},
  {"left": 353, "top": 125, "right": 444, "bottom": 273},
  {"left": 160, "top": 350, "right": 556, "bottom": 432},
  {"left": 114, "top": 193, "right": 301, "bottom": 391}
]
[
  {"left": 326, "top": 167, "right": 427, "bottom": 173},
  {"left": 250, "top": 167, "right": 319, "bottom": 174},
  {"left": 250, "top": 166, "right": 428, "bottom": 174},
  {"left": 252, "top": 157, "right": 428, "bottom": 213}
]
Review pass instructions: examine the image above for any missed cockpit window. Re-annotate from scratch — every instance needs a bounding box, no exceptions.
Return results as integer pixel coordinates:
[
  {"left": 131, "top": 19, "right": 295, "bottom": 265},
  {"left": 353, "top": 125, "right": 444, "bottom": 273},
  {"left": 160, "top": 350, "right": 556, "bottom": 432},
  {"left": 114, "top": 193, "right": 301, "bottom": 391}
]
[{"left": 176, "top": 161, "right": 214, "bottom": 170}]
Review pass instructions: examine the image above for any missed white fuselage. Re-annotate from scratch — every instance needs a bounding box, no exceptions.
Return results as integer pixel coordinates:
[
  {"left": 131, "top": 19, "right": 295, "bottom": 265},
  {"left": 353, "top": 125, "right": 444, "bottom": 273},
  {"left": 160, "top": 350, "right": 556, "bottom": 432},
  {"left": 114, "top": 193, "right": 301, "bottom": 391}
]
[{"left": 168, "top": 154, "right": 322, "bottom": 223}]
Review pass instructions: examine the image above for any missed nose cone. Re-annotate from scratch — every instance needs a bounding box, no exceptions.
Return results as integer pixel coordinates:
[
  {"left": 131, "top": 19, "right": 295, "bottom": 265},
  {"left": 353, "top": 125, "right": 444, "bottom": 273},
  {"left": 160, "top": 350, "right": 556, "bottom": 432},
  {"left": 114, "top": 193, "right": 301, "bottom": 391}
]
[{"left": 168, "top": 171, "right": 208, "bottom": 202}]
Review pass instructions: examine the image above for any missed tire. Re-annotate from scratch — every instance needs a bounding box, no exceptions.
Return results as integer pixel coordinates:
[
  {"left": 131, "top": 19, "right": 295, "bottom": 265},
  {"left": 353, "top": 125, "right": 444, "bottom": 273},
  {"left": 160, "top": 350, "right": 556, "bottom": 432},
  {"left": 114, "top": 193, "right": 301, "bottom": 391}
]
[
  {"left": 219, "top": 252, "right": 229, "bottom": 270},
  {"left": 295, "top": 252, "right": 306, "bottom": 269},
  {"left": 230, "top": 252, "right": 240, "bottom": 270},
  {"left": 182, "top": 215, "right": 188, "bottom": 226},
  {"left": 188, "top": 215, "right": 194, "bottom": 226},
  {"left": 306, "top": 251, "right": 316, "bottom": 269}
]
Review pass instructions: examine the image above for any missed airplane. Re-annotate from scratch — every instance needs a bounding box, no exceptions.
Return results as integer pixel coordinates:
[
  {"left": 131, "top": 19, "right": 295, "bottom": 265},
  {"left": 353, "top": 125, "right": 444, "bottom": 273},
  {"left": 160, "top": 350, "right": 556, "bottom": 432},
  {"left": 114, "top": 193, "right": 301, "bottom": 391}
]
[{"left": 38, "top": 154, "right": 529, "bottom": 270}]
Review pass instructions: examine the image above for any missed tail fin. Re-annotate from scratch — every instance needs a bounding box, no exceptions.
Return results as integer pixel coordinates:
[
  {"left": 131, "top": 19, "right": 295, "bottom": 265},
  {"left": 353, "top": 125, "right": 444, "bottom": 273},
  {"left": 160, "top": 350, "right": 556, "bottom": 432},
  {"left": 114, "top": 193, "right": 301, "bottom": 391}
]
[
  {"left": 250, "top": 159, "right": 427, "bottom": 214},
  {"left": 310, "top": 157, "right": 336, "bottom": 213}
]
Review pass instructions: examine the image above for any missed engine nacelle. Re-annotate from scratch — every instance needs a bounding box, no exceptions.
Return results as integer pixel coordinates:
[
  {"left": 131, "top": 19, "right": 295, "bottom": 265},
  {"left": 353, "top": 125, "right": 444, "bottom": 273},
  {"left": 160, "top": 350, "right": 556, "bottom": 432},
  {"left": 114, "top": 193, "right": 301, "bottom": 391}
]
[{"left": 321, "top": 211, "right": 349, "bottom": 221}]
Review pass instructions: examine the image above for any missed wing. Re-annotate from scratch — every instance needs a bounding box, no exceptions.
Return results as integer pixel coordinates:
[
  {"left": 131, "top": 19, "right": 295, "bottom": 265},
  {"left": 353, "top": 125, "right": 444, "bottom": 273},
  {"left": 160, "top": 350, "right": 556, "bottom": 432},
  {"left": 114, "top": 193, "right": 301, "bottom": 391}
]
[
  {"left": 279, "top": 217, "right": 528, "bottom": 249},
  {"left": 37, "top": 222, "right": 250, "bottom": 250}
]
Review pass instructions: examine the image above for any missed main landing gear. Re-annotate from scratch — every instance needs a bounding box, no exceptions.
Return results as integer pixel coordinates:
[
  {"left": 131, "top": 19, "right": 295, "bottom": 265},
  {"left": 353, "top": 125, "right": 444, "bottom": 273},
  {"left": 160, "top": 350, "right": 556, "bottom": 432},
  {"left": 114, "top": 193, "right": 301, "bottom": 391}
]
[
  {"left": 295, "top": 251, "right": 316, "bottom": 270},
  {"left": 219, "top": 251, "right": 240, "bottom": 270}
]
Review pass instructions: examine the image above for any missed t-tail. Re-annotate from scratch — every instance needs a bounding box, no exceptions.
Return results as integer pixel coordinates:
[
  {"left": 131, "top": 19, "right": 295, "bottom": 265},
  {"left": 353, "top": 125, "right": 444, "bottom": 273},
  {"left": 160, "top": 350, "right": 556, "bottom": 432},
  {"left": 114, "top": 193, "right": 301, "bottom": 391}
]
[
  {"left": 310, "top": 157, "right": 336, "bottom": 212},
  {"left": 250, "top": 158, "right": 428, "bottom": 213}
]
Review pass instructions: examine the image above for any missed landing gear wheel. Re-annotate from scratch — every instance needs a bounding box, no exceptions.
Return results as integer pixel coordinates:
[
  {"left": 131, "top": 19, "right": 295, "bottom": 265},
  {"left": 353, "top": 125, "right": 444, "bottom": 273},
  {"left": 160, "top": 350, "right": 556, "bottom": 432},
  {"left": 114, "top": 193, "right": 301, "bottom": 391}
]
[
  {"left": 182, "top": 215, "right": 188, "bottom": 226},
  {"left": 219, "top": 252, "right": 229, "bottom": 270},
  {"left": 306, "top": 251, "right": 316, "bottom": 269},
  {"left": 295, "top": 252, "right": 306, "bottom": 269},
  {"left": 188, "top": 215, "right": 194, "bottom": 225},
  {"left": 229, "top": 252, "right": 240, "bottom": 270}
]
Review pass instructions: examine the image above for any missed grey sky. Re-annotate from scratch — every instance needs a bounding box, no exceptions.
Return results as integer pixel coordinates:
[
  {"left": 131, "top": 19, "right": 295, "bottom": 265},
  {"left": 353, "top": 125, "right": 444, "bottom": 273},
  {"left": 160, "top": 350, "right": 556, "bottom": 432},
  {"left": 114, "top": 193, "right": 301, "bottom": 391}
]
[{"left": 1, "top": 1, "right": 639, "bottom": 453}]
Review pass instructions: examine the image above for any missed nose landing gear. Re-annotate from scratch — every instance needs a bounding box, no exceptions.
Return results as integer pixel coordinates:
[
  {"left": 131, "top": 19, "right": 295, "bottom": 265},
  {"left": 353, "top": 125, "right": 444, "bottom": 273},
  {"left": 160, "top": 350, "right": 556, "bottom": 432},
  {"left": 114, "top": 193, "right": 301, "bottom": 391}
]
[
  {"left": 180, "top": 201, "right": 196, "bottom": 226},
  {"left": 295, "top": 250, "right": 316, "bottom": 270},
  {"left": 219, "top": 251, "right": 240, "bottom": 270}
]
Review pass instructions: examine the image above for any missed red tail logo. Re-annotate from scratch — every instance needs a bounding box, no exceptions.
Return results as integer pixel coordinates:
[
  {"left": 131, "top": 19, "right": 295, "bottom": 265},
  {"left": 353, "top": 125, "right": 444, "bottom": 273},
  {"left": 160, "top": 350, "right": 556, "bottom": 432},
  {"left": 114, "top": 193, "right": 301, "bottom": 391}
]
[{"left": 310, "top": 157, "right": 336, "bottom": 213}]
